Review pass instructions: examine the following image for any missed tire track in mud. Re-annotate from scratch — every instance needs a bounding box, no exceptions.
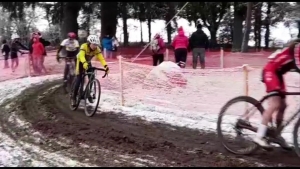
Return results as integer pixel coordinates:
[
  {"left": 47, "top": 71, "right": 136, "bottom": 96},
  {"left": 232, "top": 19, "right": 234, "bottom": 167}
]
[{"left": 0, "top": 81, "right": 299, "bottom": 166}]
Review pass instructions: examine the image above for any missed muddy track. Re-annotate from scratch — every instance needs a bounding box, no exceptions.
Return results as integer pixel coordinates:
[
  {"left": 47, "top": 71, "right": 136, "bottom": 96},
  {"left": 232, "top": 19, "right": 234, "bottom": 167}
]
[{"left": 0, "top": 81, "right": 300, "bottom": 166}]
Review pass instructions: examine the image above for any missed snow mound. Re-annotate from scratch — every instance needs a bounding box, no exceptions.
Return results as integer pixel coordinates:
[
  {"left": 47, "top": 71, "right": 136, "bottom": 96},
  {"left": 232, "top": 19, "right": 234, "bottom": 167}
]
[{"left": 143, "top": 61, "right": 187, "bottom": 89}]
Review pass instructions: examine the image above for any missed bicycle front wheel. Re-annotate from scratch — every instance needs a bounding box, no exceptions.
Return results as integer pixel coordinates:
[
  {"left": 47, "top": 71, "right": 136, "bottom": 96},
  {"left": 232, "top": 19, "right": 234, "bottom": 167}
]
[
  {"left": 84, "top": 79, "right": 102, "bottom": 117},
  {"left": 217, "top": 96, "right": 265, "bottom": 155}
]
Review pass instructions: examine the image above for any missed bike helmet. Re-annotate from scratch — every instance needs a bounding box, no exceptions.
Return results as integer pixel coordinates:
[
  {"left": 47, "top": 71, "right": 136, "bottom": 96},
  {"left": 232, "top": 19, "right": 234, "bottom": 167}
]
[
  {"left": 87, "top": 35, "right": 100, "bottom": 46},
  {"left": 68, "top": 32, "right": 76, "bottom": 39}
]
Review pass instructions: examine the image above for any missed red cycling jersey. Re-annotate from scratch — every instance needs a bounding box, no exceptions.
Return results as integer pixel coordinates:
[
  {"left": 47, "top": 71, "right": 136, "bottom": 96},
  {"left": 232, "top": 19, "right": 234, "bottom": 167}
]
[{"left": 262, "top": 43, "right": 300, "bottom": 93}]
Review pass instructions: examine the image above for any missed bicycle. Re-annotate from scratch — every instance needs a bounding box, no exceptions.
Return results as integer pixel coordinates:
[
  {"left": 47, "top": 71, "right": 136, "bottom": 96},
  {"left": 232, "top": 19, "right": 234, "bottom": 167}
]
[
  {"left": 58, "top": 56, "right": 76, "bottom": 93},
  {"left": 69, "top": 64, "right": 108, "bottom": 117},
  {"left": 217, "top": 91, "right": 300, "bottom": 157}
]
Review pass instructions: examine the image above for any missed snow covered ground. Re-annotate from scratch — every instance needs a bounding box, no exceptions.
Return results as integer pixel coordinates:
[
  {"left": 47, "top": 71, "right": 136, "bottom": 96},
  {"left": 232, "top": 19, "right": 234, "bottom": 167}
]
[
  {"left": 0, "top": 64, "right": 300, "bottom": 166},
  {"left": 0, "top": 75, "right": 96, "bottom": 167}
]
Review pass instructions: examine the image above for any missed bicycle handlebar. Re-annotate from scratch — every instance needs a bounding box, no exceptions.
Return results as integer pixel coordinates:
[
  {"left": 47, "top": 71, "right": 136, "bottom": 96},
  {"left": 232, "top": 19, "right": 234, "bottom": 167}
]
[
  {"left": 87, "top": 66, "right": 108, "bottom": 78},
  {"left": 58, "top": 56, "right": 77, "bottom": 60}
]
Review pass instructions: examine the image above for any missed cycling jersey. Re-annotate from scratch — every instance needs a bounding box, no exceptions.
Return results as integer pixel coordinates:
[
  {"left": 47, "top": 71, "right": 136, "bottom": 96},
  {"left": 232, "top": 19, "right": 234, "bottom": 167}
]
[
  {"left": 60, "top": 39, "right": 79, "bottom": 52},
  {"left": 76, "top": 43, "right": 107, "bottom": 75},
  {"left": 262, "top": 44, "right": 300, "bottom": 93}
]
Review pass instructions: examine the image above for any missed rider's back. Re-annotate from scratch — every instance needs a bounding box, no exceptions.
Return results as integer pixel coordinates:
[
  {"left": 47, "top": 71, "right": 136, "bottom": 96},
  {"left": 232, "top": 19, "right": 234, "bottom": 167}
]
[{"left": 264, "top": 44, "right": 300, "bottom": 73}]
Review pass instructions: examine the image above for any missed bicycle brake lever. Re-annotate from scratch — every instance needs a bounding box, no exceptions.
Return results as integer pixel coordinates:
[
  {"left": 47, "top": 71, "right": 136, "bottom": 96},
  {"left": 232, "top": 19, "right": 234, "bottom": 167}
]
[{"left": 102, "top": 72, "right": 108, "bottom": 78}]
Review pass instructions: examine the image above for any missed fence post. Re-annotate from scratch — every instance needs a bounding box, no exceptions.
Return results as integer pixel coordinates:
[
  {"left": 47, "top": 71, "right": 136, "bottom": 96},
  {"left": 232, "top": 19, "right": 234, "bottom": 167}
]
[
  {"left": 242, "top": 64, "right": 250, "bottom": 120},
  {"left": 220, "top": 47, "right": 224, "bottom": 68},
  {"left": 165, "top": 48, "right": 169, "bottom": 61},
  {"left": 118, "top": 55, "right": 124, "bottom": 107}
]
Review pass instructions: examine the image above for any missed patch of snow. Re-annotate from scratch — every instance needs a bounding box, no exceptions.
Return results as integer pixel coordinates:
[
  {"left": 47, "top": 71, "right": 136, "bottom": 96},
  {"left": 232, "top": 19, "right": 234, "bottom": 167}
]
[{"left": 0, "top": 75, "right": 95, "bottom": 167}]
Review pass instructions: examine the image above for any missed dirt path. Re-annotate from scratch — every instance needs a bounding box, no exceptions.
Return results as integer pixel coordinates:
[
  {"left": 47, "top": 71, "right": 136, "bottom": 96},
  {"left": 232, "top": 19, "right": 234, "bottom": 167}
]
[{"left": 0, "top": 81, "right": 299, "bottom": 166}]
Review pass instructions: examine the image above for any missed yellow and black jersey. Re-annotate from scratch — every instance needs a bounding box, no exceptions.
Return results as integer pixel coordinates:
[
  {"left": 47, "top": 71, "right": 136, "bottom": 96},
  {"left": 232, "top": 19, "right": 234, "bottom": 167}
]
[{"left": 76, "top": 43, "right": 107, "bottom": 74}]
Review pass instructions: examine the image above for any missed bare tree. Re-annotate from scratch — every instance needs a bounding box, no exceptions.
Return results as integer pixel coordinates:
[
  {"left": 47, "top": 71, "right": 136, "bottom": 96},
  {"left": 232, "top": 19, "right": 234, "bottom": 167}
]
[{"left": 241, "top": 2, "right": 253, "bottom": 53}]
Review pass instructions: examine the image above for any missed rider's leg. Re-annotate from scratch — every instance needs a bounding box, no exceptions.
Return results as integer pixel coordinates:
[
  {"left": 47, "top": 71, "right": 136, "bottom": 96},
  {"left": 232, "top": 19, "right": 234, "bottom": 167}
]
[
  {"left": 72, "top": 62, "right": 83, "bottom": 105},
  {"left": 254, "top": 70, "right": 282, "bottom": 147},
  {"left": 254, "top": 96, "right": 281, "bottom": 147},
  {"left": 63, "top": 62, "right": 69, "bottom": 87},
  {"left": 276, "top": 98, "right": 286, "bottom": 128}
]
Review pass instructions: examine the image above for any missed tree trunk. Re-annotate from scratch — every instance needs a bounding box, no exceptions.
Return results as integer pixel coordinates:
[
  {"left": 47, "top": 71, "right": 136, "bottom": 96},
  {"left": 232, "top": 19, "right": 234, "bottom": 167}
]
[
  {"left": 297, "top": 21, "right": 300, "bottom": 38},
  {"left": 241, "top": 2, "right": 253, "bottom": 53},
  {"left": 121, "top": 3, "right": 129, "bottom": 46},
  {"left": 255, "top": 3, "right": 262, "bottom": 49},
  {"left": 61, "top": 2, "right": 82, "bottom": 40},
  {"left": 147, "top": 17, "right": 151, "bottom": 43},
  {"left": 264, "top": 2, "right": 271, "bottom": 49},
  {"left": 140, "top": 21, "right": 143, "bottom": 43},
  {"left": 166, "top": 23, "right": 172, "bottom": 44},
  {"left": 210, "top": 29, "right": 217, "bottom": 48},
  {"left": 165, "top": 2, "right": 175, "bottom": 44},
  {"left": 100, "top": 2, "right": 118, "bottom": 39},
  {"left": 232, "top": 2, "right": 245, "bottom": 52}
]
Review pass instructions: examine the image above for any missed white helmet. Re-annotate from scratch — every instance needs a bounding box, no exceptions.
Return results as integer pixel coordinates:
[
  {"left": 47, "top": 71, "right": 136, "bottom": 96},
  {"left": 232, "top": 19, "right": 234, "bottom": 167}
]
[
  {"left": 87, "top": 35, "right": 100, "bottom": 45},
  {"left": 11, "top": 34, "right": 20, "bottom": 40}
]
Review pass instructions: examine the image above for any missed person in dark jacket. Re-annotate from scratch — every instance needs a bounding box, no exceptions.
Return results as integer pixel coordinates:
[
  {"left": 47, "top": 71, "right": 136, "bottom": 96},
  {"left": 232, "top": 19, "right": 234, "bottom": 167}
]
[
  {"left": 1, "top": 39, "right": 10, "bottom": 68},
  {"left": 10, "top": 34, "right": 28, "bottom": 72},
  {"left": 189, "top": 24, "right": 209, "bottom": 69}
]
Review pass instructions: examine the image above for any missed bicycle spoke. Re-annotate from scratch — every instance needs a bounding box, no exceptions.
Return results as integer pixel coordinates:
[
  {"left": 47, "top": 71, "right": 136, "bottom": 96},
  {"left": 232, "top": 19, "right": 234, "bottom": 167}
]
[
  {"left": 217, "top": 96, "right": 265, "bottom": 155},
  {"left": 84, "top": 79, "right": 102, "bottom": 117}
]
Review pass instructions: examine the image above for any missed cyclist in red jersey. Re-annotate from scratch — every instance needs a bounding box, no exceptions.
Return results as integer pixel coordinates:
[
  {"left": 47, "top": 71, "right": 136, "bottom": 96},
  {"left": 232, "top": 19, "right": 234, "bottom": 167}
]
[{"left": 254, "top": 38, "right": 300, "bottom": 149}]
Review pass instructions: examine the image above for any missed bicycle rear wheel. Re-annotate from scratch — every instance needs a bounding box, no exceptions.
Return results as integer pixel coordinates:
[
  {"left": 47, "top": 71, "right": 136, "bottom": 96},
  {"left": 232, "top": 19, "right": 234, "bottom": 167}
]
[
  {"left": 64, "top": 74, "right": 75, "bottom": 93},
  {"left": 217, "top": 96, "right": 265, "bottom": 155},
  {"left": 84, "top": 79, "right": 101, "bottom": 117},
  {"left": 63, "top": 64, "right": 75, "bottom": 94}
]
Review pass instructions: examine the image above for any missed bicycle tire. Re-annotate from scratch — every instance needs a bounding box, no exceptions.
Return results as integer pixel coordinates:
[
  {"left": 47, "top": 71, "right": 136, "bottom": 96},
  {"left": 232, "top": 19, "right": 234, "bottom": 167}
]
[
  {"left": 293, "top": 112, "right": 300, "bottom": 158},
  {"left": 217, "top": 96, "right": 265, "bottom": 155},
  {"left": 63, "top": 64, "right": 75, "bottom": 94},
  {"left": 65, "top": 74, "right": 75, "bottom": 93},
  {"left": 84, "top": 79, "right": 101, "bottom": 117},
  {"left": 69, "top": 78, "right": 83, "bottom": 111}
]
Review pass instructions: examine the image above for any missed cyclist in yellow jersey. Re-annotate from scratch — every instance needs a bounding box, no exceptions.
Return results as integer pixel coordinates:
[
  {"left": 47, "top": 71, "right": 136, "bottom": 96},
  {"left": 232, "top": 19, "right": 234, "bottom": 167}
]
[{"left": 71, "top": 34, "right": 109, "bottom": 106}]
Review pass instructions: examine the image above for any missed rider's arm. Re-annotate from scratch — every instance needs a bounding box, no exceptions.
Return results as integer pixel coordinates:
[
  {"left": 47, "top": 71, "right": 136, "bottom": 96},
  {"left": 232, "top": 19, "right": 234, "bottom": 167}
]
[
  {"left": 15, "top": 41, "right": 29, "bottom": 50},
  {"left": 57, "top": 39, "right": 67, "bottom": 55},
  {"left": 78, "top": 45, "right": 88, "bottom": 63},
  {"left": 294, "top": 43, "right": 300, "bottom": 74},
  {"left": 95, "top": 48, "right": 107, "bottom": 67}
]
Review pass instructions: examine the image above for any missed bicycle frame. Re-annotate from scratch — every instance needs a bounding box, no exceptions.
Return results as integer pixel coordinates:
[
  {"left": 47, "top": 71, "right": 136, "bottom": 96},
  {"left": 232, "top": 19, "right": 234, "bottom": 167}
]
[{"left": 79, "top": 67, "right": 107, "bottom": 98}]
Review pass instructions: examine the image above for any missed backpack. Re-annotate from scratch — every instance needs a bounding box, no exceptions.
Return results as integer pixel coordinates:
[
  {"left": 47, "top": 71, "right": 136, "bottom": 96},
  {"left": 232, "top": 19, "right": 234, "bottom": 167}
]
[{"left": 150, "top": 39, "right": 159, "bottom": 53}]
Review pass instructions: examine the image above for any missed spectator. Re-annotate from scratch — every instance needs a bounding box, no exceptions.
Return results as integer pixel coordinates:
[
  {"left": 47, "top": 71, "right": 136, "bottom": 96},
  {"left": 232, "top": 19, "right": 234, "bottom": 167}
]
[
  {"left": 29, "top": 32, "right": 50, "bottom": 74},
  {"left": 149, "top": 33, "right": 166, "bottom": 66},
  {"left": 31, "top": 35, "right": 45, "bottom": 74},
  {"left": 111, "top": 36, "right": 119, "bottom": 59},
  {"left": 172, "top": 26, "right": 189, "bottom": 68},
  {"left": 10, "top": 34, "right": 28, "bottom": 72},
  {"left": 102, "top": 35, "right": 113, "bottom": 58},
  {"left": 1, "top": 39, "right": 10, "bottom": 69},
  {"left": 189, "top": 24, "right": 209, "bottom": 69}
]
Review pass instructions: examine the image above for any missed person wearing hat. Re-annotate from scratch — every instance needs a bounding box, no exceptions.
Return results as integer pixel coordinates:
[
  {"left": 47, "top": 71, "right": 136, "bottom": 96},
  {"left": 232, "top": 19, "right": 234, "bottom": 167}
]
[
  {"left": 189, "top": 24, "right": 209, "bottom": 69},
  {"left": 10, "top": 34, "right": 28, "bottom": 72},
  {"left": 171, "top": 26, "right": 189, "bottom": 68},
  {"left": 1, "top": 39, "right": 10, "bottom": 69},
  {"left": 149, "top": 33, "right": 166, "bottom": 66}
]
